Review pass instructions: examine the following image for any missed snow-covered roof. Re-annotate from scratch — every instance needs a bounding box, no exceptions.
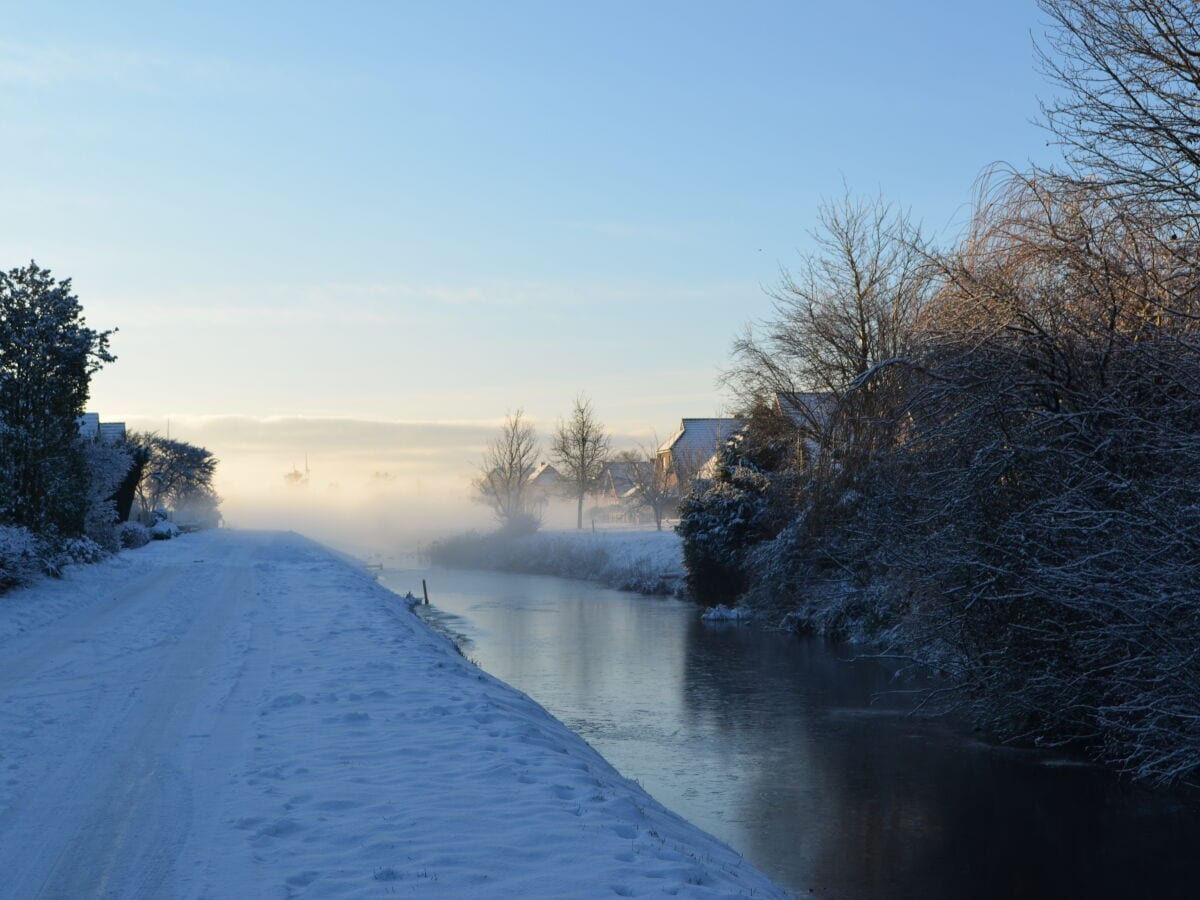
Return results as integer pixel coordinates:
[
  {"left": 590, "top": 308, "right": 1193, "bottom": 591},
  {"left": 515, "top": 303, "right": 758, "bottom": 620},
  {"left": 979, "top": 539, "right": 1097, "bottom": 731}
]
[
  {"left": 600, "top": 460, "right": 648, "bottom": 495},
  {"left": 78, "top": 413, "right": 127, "bottom": 444},
  {"left": 658, "top": 418, "right": 746, "bottom": 463},
  {"left": 774, "top": 392, "right": 836, "bottom": 429},
  {"left": 528, "top": 462, "right": 561, "bottom": 485}
]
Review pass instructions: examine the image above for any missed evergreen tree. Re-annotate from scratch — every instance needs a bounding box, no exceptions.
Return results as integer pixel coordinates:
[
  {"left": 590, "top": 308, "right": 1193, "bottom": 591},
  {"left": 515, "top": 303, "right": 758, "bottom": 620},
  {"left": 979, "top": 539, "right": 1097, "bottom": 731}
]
[{"left": 0, "top": 262, "right": 114, "bottom": 535}]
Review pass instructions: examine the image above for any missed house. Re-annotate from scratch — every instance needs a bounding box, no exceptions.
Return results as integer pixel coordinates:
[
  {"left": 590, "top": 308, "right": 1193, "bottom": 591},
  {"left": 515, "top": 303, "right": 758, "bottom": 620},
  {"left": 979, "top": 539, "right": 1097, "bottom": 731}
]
[
  {"left": 773, "top": 391, "right": 836, "bottom": 468},
  {"left": 773, "top": 391, "right": 836, "bottom": 433},
  {"left": 594, "top": 459, "right": 645, "bottom": 501},
  {"left": 77, "top": 413, "right": 127, "bottom": 445},
  {"left": 656, "top": 418, "right": 746, "bottom": 487},
  {"left": 99, "top": 422, "right": 127, "bottom": 443},
  {"left": 526, "top": 461, "right": 561, "bottom": 509},
  {"left": 76, "top": 412, "right": 100, "bottom": 440}
]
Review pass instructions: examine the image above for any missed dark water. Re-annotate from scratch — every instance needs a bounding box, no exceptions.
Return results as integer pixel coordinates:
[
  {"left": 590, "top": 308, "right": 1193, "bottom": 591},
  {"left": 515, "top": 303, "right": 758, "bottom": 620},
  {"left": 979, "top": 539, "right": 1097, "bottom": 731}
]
[{"left": 378, "top": 563, "right": 1200, "bottom": 900}]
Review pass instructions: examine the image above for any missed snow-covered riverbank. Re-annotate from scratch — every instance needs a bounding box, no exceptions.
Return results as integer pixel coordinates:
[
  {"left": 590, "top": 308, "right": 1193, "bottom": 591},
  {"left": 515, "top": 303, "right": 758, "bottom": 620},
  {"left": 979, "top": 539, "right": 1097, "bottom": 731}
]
[
  {"left": 427, "top": 527, "right": 686, "bottom": 596},
  {"left": 0, "top": 529, "right": 784, "bottom": 898}
]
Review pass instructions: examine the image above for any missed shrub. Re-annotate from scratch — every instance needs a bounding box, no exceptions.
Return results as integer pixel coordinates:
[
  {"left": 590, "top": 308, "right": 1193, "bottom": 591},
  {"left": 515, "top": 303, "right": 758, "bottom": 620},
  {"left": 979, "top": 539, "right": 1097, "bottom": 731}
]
[
  {"left": 676, "top": 464, "right": 776, "bottom": 607},
  {"left": 118, "top": 521, "right": 151, "bottom": 549},
  {"left": 56, "top": 536, "right": 108, "bottom": 566},
  {"left": 150, "top": 518, "right": 179, "bottom": 540},
  {"left": 0, "top": 524, "right": 40, "bottom": 592}
]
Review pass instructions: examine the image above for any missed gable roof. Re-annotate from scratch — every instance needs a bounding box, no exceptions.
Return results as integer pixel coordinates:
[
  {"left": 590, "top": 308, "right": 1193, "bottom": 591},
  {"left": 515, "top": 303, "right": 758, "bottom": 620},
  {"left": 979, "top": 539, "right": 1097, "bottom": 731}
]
[
  {"left": 774, "top": 391, "right": 836, "bottom": 430},
  {"left": 527, "top": 462, "right": 561, "bottom": 485},
  {"left": 658, "top": 418, "right": 746, "bottom": 463},
  {"left": 599, "top": 459, "right": 649, "bottom": 494}
]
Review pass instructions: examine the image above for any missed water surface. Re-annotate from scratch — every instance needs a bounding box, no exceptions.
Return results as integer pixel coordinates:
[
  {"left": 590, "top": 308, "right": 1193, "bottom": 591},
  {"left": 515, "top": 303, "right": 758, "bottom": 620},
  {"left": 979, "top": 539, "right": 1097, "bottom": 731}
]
[{"left": 379, "top": 563, "right": 1200, "bottom": 899}]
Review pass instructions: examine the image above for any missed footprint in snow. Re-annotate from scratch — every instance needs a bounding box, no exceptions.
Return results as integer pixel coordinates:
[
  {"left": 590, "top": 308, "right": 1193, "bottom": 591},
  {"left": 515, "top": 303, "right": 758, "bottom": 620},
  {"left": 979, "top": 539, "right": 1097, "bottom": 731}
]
[
  {"left": 264, "top": 693, "right": 306, "bottom": 712},
  {"left": 255, "top": 818, "right": 303, "bottom": 839}
]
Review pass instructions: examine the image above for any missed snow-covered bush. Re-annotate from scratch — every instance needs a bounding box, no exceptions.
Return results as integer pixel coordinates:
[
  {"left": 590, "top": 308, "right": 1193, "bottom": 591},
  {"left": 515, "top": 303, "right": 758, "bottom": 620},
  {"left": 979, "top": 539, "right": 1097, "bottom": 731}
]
[
  {"left": 711, "top": 169, "right": 1200, "bottom": 781},
  {"left": 499, "top": 511, "right": 540, "bottom": 537},
  {"left": 676, "top": 462, "right": 778, "bottom": 608},
  {"left": 82, "top": 442, "right": 134, "bottom": 552},
  {"left": 0, "top": 524, "right": 40, "bottom": 592},
  {"left": 117, "top": 521, "right": 151, "bottom": 549},
  {"left": 40, "top": 535, "right": 109, "bottom": 578},
  {"left": 150, "top": 518, "right": 179, "bottom": 540},
  {"left": 56, "top": 536, "right": 108, "bottom": 566}
]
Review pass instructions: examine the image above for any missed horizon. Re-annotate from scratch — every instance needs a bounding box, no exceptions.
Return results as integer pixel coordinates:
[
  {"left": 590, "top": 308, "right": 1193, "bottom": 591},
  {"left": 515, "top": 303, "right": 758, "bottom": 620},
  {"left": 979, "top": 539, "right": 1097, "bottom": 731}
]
[{"left": 2, "top": 1, "right": 1061, "bottom": 530}]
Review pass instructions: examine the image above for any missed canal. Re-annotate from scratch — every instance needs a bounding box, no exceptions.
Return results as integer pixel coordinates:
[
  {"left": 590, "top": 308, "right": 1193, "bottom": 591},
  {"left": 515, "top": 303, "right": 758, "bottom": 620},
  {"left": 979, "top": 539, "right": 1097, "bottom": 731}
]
[{"left": 379, "top": 562, "right": 1200, "bottom": 899}]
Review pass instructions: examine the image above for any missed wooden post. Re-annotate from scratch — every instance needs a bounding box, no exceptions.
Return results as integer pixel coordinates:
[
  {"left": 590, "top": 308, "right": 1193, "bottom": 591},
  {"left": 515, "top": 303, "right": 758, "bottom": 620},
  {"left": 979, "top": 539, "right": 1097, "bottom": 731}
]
[{"left": 422, "top": 579, "right": 430, "bottom": 605}]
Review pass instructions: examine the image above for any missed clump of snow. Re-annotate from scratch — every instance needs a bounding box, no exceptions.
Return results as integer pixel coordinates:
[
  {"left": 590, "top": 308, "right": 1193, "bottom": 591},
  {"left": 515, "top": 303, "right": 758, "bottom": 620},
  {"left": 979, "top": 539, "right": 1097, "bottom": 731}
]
[
  {"left": 0, "top": 530, "right": 786, "bottom": 898},
  {"left": 700, "top": 604, "right": 753, "bottom": 623},
  {"left": 428, "top": 527, "right": 685, "bottom": 596}
]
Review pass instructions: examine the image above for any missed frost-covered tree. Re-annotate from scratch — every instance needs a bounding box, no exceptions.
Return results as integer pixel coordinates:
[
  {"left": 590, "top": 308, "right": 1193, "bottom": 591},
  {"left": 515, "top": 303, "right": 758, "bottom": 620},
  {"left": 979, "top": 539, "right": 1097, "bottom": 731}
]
[
  {"left": 677, "top": 448, "right": 780, "bottom": 608},
  {"left": 550, "top": 395, "right": 610, "bottom": 530},
  {"left": 129, "top": 432, "right": 220, "bottom": 524},
  {"left": 0, "top": 262, "right": 114, "bottom": 536},
  {"left": 82, "top": 442, "right": 135, "bottom": 550},
  {"left": 881, "top": 173, "right": 1200, "bottom": 783},
  {"left": 474, "top": 410, "right": 539, "bottom": 533},
  {"left": 689, "top": 4, "right": 1200, "bottom": 785}
]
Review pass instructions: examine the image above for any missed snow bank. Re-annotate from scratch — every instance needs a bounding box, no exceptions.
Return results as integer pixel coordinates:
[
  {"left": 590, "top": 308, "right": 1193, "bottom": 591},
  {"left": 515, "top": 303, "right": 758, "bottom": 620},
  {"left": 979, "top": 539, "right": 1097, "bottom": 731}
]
[
  {"left": 700, "top": 604, "right": 753, "bottom": 624},
  {"left": 0, "top": 530, "right": 785, "bottom": 898},
  {"left": 427, "top": 527, "right": 686, "bottom": 596}
]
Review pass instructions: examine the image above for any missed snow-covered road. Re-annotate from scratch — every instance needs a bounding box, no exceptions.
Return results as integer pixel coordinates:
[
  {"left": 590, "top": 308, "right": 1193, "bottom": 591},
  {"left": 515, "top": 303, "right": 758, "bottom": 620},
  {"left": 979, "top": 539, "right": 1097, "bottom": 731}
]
[{"left": 0, "top": 531, "right": 786, "bottom": 899}]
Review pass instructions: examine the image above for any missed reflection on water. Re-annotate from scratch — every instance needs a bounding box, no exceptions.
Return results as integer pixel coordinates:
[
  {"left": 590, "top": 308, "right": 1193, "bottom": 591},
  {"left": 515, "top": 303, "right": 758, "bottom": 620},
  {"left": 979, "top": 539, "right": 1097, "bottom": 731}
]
[{"left": 380, "top": 564, "right": 1200, "bottom": 899}]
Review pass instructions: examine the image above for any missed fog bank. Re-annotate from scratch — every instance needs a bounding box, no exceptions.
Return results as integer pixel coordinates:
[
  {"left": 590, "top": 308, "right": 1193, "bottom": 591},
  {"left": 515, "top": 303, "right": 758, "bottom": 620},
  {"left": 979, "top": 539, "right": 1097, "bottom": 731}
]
[{"left": 119, "top": 414, "right": 655, "bottom": 553}]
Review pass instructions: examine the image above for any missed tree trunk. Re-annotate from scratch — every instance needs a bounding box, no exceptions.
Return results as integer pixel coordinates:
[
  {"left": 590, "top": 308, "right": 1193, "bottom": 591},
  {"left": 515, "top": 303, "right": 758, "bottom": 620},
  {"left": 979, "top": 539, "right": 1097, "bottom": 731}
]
[{"left": 576, "top": 492, "right": 583, "bottom": 529}]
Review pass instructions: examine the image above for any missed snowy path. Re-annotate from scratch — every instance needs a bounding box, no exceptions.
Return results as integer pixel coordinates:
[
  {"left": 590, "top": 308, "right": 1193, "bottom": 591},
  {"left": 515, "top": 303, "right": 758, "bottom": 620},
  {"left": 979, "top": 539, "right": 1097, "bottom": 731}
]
[{"left": 0, "top": 531, "right": 786, "bottom": 899}]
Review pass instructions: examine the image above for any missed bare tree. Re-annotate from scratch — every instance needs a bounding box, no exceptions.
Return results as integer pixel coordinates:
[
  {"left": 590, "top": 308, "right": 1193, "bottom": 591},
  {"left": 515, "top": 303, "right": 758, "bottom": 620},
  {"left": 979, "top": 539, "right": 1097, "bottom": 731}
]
[
  {"left": 863, "top": 171, "right": 1200, "bottom": 784},
  {"left": 724, "top": 190, "right": 934, "bottom": 425},
  {"left": 1039, "top": 0, "right": 1200, "bottom": 223},
  {"left": 618, "top": 446, "right": 677, "bottom": 531},
  {"left": 474, "top": 410, "right": 539, "bottom": 532},
  {"left": 550, "top": 395, "right": 611, "bottom": 530}
]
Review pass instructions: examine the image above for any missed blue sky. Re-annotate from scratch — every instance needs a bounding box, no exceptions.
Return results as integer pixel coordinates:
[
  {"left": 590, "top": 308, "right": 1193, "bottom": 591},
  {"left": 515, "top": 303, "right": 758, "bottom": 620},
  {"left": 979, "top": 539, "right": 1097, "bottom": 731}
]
[{"left": 1, "top": 2, "right": 1059, "bottom": 505}]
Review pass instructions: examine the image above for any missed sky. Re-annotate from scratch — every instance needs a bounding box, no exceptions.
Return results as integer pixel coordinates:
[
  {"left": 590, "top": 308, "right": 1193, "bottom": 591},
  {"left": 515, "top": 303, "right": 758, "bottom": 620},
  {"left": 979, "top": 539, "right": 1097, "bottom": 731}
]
[{"left": 0, "top": 2, "right": 1061, "bottom": 533}]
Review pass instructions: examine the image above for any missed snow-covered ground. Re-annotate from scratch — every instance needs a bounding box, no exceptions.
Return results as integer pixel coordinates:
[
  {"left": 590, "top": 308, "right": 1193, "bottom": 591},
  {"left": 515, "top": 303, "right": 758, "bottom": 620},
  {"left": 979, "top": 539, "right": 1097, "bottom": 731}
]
[
  {"left": 0, "top": 530, "right": 785, "bottom": 898},
  {"left": 427, "top": 527, "right": 686, "bottom": 595}
]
